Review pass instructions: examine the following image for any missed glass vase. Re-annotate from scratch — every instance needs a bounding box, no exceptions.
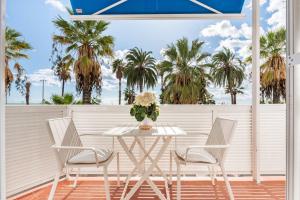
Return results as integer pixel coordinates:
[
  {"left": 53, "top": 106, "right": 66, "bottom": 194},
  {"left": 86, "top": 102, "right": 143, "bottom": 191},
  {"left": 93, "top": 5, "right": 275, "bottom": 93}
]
[{"left": 139, "top": 117, "right": 153, "bottom": 130}]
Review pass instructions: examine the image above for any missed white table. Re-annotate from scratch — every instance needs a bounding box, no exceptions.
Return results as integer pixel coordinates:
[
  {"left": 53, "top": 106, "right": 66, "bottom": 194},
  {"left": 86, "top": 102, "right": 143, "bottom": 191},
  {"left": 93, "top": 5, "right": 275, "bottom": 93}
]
[{"left": 103, "top": 124, "right": 187, "bottom": 200}]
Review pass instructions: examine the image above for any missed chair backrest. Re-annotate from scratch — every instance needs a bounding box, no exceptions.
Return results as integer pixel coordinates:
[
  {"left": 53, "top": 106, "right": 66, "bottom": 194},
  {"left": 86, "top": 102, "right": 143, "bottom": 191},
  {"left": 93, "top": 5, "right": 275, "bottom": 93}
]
[
  {"left": 48, "top": 117, "right": 70, "bottom": 146},
  {"left": 48, "top": 117, "right": 83, "bottom": 165},
  {"left": 205, "top": 118, "right": 237, "bottom": 163}
]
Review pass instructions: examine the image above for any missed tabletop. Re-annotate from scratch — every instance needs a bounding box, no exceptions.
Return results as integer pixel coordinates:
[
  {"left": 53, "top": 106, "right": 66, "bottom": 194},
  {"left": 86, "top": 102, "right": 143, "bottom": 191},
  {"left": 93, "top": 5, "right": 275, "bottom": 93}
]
[{"left": 103, "top": 125, "right": 187, "bottom": 137}]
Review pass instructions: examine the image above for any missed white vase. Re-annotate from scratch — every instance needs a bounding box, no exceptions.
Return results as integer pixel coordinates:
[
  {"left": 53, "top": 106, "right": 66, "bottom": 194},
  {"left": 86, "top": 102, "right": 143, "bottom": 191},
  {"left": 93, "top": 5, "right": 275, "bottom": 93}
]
[{"left": 139, "top": 117, "right": 153, "bottom": 130}]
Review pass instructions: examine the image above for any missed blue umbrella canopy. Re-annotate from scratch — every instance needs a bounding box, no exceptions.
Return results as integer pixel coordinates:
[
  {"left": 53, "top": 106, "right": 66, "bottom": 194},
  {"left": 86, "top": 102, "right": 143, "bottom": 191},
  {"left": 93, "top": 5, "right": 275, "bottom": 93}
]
[{"left": 70, "top": 0, "right": 245, "bottom": 20}]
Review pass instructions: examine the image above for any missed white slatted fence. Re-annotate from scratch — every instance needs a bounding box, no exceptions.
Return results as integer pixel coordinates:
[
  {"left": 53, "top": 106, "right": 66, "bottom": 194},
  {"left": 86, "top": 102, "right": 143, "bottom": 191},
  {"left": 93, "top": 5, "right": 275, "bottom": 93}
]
[
  {"left": 5, "top": 106, "right": 67, "bottom": 197},
  {"left": 5, "top": 105, "right": 286, "bottom": 197}
]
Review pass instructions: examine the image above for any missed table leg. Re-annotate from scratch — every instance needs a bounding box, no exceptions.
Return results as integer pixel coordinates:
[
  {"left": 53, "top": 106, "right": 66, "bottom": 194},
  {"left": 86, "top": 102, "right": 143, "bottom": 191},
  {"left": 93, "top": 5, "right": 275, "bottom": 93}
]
[
  {"left": 117, "top": 137, "right": 141, "bottom": 200},
  {"left": 135, "top": 137, "right": 169, "bottom": 181},
  {"left": 118, "top": 136, "right": 161, "bottom": 199},
  {"left": 123, "top": 136, "right": 172, "bottom": 200},
  {"left": 125, "top": 137, "right": 160, "bottom": 180}
]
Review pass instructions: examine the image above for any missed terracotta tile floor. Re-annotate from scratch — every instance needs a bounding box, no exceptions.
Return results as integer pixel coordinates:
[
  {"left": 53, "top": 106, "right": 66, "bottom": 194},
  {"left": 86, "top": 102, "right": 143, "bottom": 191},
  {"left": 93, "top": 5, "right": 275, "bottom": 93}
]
[{"left": 15, "top": 180, "right": 285, "bottom": 200}]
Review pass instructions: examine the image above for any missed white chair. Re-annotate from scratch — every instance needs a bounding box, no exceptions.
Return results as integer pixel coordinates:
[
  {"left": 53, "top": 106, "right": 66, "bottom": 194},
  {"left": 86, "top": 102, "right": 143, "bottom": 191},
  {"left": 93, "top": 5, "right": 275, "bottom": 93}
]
[
  {"left": 171, "top": 117, "right": 237, "bottom": 200},
  {"left": 47, "top": 117, "right": 120, "bottom": 200}
]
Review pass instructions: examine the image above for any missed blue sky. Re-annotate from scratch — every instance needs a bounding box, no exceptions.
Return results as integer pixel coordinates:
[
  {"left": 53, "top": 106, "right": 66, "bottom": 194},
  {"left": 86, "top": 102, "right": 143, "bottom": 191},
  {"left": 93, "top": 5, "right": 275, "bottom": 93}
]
[{"left": 6, "top": 0, "right": 286, "bottom": 104}]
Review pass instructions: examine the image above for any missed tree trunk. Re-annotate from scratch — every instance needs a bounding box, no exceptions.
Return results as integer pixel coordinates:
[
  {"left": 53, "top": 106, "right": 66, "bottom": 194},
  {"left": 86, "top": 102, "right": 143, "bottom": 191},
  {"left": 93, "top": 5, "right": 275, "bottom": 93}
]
[
  {"left": 139, "top": 80, "right": 143, "bottom": 93},
  {"left": 261, "top": 90, "right": 265, "bottom": 104},
  {"left": 233, "top": 94, "right": 237, "bottom": 104},
  {"left": 230, "top": 93, "right": 234, "bottom": 104},
  {"left": 161, "top": 76, "right": 164, "bottom": 92},
  {"left": 273, "top": 90, "right": 280, "bottom": 103},
  {"left": 273, "top": 84, "right": 280, "bottom": 104},
  {"left": 161, "top": 76, "right": 164, "bottom": 104},
  {"left": 82, "top": 89, "right": 92, "bottom": 104},
  {"left": 61, "top": 79, "right": 65, "bottom": 96},
  {"left": 118, "top": 79, "right": 121, "bottom": 105},
  {"left": 26, "top": 94, "right": 29, "bottom": 105}
]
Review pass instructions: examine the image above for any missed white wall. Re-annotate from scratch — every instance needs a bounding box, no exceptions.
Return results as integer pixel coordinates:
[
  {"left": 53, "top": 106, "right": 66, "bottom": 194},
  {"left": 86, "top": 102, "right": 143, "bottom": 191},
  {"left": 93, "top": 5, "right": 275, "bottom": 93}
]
[
  {"left": 5, "top": 106, "right": 67, "bottom": 197},
  {"left": 5, "top": 105, "right": 286, "bottom": 197}
]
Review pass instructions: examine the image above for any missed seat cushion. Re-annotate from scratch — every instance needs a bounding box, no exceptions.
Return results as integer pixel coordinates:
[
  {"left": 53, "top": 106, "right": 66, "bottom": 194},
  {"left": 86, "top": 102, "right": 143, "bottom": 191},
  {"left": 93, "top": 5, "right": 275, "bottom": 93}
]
[
  {"left": 68, "top": 148, "right": 112, "bottom": 164},
  {"left": 176, "top": 148, "right": 217, "bottom": 164}
]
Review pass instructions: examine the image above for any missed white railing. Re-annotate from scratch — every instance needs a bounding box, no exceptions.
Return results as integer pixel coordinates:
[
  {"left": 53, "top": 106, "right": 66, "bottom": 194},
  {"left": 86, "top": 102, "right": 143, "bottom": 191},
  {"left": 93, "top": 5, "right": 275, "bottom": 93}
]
[{"left": 5, "top": 105, "right": 286, "bottom": 197}]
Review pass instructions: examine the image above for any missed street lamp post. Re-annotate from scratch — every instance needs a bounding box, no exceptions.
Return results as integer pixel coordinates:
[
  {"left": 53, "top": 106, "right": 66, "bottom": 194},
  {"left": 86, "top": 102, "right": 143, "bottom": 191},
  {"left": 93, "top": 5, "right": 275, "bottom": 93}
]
[{"left": 41, "top": 79, "right": 46, "bottom": 104}]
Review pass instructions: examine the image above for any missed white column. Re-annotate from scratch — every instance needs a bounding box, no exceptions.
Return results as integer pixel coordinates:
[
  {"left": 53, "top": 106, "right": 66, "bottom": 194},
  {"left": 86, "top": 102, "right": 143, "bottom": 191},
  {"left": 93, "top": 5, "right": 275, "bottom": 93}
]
[
  {"left": 287, "top": 0, "right": 300, "bottom": 198},
  {"left": 251, "top": 0, "right": 260, "bottom": 183},
  {"left": 0, "top": 0, "right": 6, "bottom": 199}
]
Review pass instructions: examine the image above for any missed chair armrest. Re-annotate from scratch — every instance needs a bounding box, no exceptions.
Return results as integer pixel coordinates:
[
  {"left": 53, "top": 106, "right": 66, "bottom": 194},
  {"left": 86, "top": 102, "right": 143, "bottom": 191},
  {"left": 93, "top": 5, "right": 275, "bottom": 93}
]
[
  {"left": 79, "top": 133, "right": 103, "bottom": 137},
  {"left": 52, "top": 145, "right": 96, "bottom": 151},
  {"left": 185, "top": 145, "right": 229, "bottom": 160},
  {"left": 187, "top": 145, "right": 229, "bottom": 149},
  {"left": 51, "top": 145, "right": 100, "bottom": 165}
]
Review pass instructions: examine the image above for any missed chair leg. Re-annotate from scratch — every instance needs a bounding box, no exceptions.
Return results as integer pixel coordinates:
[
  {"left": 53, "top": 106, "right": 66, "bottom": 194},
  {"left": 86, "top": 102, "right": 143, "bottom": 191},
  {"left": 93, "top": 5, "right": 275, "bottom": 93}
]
[
  {"left": 220, "top": 163, "right": 234, "bottom": 200},
  {"left": 169, "top": 151, "right": 173, "bottom": 185},
  {"left": 117, "top": 152, "right": 120, "bottom": 187},
  {"left": 212, "top": 166, "right": 217, "bottom": 185},
  {"left": 176, "top": 161, "right": 181, "bottom": 200},
  {"left": 208, "top": 166, "right": 216, "bottom": 186},
  {"left": 65, "top": 167, "right": 70, "bottom": 180},
  {"left": 103, "top": 166, "right": 111, "bottom": 200},
  {"left": 48, "top": 169, "right": 61, "bottom": 200},
  {"left": 72, "top": 168, "right": 80, "bottom": 188}
]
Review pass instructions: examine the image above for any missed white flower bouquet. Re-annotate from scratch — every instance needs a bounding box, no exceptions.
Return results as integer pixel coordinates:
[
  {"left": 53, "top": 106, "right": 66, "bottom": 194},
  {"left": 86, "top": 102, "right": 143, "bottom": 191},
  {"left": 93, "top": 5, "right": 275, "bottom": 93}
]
[{"left": 130, "top": 92, "right": 160, "bottom": 129}]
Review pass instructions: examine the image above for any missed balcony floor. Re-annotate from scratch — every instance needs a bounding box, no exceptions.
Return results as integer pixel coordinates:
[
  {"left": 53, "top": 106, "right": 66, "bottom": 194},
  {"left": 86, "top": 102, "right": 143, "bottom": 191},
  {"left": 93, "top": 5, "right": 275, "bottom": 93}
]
[{"left": 15, "top": 179, "right": 285, "bottom": 200}]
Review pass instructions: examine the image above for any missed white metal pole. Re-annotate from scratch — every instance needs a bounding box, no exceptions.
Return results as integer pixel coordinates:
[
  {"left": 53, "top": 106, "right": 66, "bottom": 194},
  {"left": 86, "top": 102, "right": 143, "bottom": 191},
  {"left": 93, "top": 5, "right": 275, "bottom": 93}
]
[
  {"left": 251, "top": 0, "right": 261, "bottom": 183},
  {"left": 41, "top": 79, "right": 46, "bottom": 104},
  {"left": 0, "top": 0, "right": 6, "bottom": 199},
  {"left": 287, "top": 0, "right": 300, "bottom": 198}
]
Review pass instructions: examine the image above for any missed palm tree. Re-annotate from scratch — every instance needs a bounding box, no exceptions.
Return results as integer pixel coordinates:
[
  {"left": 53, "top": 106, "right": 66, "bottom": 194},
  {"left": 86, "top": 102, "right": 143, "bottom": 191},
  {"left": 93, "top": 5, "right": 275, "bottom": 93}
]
[
  {"left": 53, "top": 15, "right": 114, "bottom": 104},
  {"left": 260, "top": 28, "right": 286, "bottom": 103},
  {"left": 51, "top": 93, "right": 74, "bottom": 104},
  {"left": 156, "top": 61, "right": 172, "bottom": 104},
  {"left": 50, "top": 42, "right": 73, "bottom": 96},
  {"left": 210, "top": 47, "right": 245, "bottom": 104},
  {"left": 55, "top": 55, "right": 73, "bottom": 96},
  {"left": 25, "top": 81, "right": 31, "bottom": 105},
  {"left": 112, "top": 59, "right": 126, "bottom": 105},
  {"left": 124, "top": 88, "right": 135, "bottom": 104},
  {"left": 125, "top": 48, "right": 157, "bottom": 93},
  {"left": 4, "top": 27, "right": 32, "bottom": 100},
  {"left": 246, "top": 28, "right": 286, "bottom": 103},
  {"left": 162, "top": 37, "right": 211, "bottom": 104},
  {"left": 225, "top": 85, "right": 244, "bottom": 104}
]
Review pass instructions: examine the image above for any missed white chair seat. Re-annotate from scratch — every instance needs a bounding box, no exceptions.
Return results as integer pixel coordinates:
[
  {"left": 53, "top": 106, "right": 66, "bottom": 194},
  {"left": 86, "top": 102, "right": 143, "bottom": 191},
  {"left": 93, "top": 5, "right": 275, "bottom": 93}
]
[
  {"left": 68, "top": 148, "right": 113, "bottom": 164},
  {"left": 175, "top": 148, "right": 217, "bottom": 164}
]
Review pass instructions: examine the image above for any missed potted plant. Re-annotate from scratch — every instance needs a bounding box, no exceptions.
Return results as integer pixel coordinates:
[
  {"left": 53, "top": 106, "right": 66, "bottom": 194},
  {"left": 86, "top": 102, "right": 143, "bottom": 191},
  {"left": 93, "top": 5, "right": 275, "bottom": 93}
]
[{"left": 130, "top": 92, "right": 160, "bottom": 130}]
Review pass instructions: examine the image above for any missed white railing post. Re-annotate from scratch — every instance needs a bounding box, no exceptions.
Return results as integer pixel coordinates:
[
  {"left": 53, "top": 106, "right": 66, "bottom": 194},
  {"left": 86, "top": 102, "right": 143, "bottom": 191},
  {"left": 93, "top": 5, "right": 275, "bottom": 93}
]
[
  {"left": 287, "top": 0, "right": 300, "bottom": 198},
  {"left": 251, "top": 0, "right": 261, "bottom": 183},
  {"left": 0, "top": 0, "right": 6, "bottom": 199}
]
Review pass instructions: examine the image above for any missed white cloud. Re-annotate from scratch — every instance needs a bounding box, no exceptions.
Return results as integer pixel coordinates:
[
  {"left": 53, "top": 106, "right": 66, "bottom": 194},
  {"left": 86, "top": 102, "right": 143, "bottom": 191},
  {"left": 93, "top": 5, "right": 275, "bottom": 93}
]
[
  {"left": 246, "top": 0, "right": 267, "bottom": 9},
  {"left": 240, "top": 23, "right": 252, "bottom": 39},
  {"left": 101, "top": 51, "right": 128, "bottom": 91},
  {"left": 28, "top": 68, "right": 61, "bottom": 87},
  {"left": 201, "top": 21, "right": 265, "bottom": 59},
  {"left": 266, "top": 0, "right": 286, "bottom": 29},
  {"left": 101, "top": 49, "right": 129, "bottom": 67},
  {"left": 45, "top": 0, "right": 67, "bottom": 13},
  {"left": 216, "top": 38, "right": 252, "bottom": 60},
  {"left": 201, "top": 20, "right": 241, "bottom": 38},
  {"left": 102, "top": 66, "right": 119, "bottom": 91},
  {"left": 114, "top": 49, "right": 129, "bottom": 60},
  {"left": 99, "top": 49, "right": 129, "bottom": 91},
  {"left": 201, "top": 21, "right": 263, "bottom": 40}
]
